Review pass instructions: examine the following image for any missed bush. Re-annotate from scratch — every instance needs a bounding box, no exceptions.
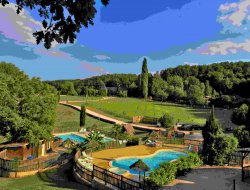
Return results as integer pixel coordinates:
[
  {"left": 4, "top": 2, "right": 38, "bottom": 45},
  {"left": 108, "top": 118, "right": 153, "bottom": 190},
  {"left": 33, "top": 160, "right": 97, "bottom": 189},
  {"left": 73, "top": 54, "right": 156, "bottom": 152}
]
[
  {"left": 117, "top": 90, "right": 128, "bottom": 97},
  {"left": 148, "top": 153, "right": 202, "bottom": 186},
  {"left": 126, "top": 136, "right": 139, "bottom": 146},
  {"left": 175, "top": 156, "right": 191, "bottom": 176},
  {"left": 149, "top": 162, "right": 177, "bottom": 186},
  {"left": 158, "top": 114, "right": 174, "bottom": 128}
]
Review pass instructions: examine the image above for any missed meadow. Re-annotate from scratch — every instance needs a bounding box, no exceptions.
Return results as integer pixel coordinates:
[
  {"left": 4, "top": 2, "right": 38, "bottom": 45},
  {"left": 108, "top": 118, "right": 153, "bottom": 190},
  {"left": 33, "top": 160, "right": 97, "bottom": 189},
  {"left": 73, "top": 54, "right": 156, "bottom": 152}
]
[
  {"left": 0, "top": 168, "right": 92, "bottom": 190},
  {"left": 59, "top": 95, "right": 102, "bottom": 102},
  {"left": 71, "top": 97, "right": 210, "bottom": 125},
  {"left": 54, "top": 104, "right": 113, "bottom": 134}
]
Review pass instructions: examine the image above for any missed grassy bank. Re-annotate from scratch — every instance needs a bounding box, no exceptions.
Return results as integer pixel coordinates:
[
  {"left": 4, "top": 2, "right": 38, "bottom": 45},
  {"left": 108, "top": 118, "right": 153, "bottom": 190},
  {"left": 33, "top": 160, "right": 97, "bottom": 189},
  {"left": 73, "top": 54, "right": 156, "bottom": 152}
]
[
  {"left": 55, "top": 104, "right": 113, "bottom": 134},
  {"left": 71, "top": 98, "right": 209, "bottom": 125}
]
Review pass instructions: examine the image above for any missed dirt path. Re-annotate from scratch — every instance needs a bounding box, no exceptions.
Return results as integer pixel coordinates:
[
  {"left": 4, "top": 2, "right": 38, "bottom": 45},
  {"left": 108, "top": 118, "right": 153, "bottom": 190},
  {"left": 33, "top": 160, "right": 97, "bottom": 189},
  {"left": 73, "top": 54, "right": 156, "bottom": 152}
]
[{"left": 59, "top": 101, "right": 166, "bottom": 132}]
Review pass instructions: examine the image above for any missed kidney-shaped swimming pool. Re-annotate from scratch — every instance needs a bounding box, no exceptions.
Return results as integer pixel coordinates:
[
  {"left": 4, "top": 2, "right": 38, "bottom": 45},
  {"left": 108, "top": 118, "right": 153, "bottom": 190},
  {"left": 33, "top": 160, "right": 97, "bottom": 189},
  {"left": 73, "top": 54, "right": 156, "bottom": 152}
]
[{"left": 111, "top": 150, "right": 186, "bottom": 175}]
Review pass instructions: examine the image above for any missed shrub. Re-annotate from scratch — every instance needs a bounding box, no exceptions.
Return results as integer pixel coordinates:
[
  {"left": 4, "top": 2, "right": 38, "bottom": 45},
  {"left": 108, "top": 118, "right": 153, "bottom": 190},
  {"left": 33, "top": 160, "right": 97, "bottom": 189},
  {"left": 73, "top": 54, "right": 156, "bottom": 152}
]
[
  {"left": 175, "top": 156, "right": 191, "bottom": 176},
  {"left": 158, "top": 114, "right": 174, "bottom": 128},
  {"left": 126, "top": 136, "right": 139, "bottom": 146},
  {"left": 149, "top": 162, "right": 177, "bottom": 186}
]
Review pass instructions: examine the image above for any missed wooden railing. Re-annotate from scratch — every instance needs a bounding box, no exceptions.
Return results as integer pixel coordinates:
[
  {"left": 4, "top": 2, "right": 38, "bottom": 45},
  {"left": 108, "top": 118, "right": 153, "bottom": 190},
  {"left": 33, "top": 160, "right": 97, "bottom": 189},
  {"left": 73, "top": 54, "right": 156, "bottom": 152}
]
[
  {"left": 0, "top": 149, "right": 7, "bottom": 158},
  {"left": 0, "top": 152, "right": 72, "bottom": 173},
  {"left": 74, "top": 150, "right": 157, "bottom": 190}
]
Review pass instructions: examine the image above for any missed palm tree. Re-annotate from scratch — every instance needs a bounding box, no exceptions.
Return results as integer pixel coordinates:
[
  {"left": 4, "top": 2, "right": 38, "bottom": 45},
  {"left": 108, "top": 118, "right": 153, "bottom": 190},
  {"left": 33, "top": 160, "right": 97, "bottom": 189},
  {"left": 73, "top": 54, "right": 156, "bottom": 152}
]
[{"left": 112, "top": 124, "right": 124, "bottom": 145}]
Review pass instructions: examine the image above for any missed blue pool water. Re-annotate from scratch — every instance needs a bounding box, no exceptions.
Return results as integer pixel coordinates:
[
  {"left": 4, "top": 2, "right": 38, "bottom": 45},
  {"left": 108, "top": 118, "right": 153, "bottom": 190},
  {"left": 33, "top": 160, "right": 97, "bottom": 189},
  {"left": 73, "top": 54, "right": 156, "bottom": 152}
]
[
  {"left": 57, "top": 134, "right": 86, "bottom": 142},
  {"left": 57, "top": 134, "right": 114, "bottom": 143},
  {"left": 112, "top": 151, "right": 186, "bottom": 175}
]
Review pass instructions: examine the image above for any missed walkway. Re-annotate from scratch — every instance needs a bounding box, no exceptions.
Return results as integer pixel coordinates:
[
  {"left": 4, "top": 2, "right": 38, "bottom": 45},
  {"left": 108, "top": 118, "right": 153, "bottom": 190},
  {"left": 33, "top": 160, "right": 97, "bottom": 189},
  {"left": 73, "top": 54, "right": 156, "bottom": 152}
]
[
  {"left": 59, "top": 101, "right": 166, "bottom": 132},
  {"left": 166, "top": 166, "right": 250, "bottom": 190}
]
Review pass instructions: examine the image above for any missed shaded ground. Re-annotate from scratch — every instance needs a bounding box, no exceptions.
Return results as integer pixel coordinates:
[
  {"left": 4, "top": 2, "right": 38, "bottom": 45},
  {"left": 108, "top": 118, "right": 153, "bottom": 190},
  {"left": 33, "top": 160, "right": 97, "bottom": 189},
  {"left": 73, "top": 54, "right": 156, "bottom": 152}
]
[
  {"left": 166, "top": 166, "right": 250, "bottom": 190},
  {"left": 0, "top": 162, "right": 93, "bottom": 190}
]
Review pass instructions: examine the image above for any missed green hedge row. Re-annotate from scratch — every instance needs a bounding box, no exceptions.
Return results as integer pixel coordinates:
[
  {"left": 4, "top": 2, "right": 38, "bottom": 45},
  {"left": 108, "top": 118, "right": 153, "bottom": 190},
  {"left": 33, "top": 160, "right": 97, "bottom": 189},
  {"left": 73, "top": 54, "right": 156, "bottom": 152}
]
[{"left": 147, "top": 153, "right": 203, "bottom": 187}]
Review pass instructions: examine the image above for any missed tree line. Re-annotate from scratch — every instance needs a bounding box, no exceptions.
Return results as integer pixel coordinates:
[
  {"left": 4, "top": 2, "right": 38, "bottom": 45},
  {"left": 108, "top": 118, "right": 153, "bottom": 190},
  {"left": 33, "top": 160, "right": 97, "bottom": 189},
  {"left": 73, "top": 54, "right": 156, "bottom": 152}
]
[{"left": 46, "top": 60, "right": 250, "bottom": 107}]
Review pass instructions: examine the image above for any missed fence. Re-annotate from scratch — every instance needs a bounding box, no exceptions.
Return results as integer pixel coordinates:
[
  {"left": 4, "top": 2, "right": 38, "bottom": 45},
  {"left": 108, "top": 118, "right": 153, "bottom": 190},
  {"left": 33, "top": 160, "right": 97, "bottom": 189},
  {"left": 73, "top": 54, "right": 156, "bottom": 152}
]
[
  {"left": 0, "top": 152, "right": 71, "bottom": 173},
  {"left": 159, "top": 137, "right": 185, "bottom": 145},
  {"left": 74, "top": 150, "right": 157, "bottom": 190},
  {"left": 0, "top": 150, "right": 7, "bottom": 158},
  {"left": 85, "top": 141, "right": 127, "bottom": 155}
]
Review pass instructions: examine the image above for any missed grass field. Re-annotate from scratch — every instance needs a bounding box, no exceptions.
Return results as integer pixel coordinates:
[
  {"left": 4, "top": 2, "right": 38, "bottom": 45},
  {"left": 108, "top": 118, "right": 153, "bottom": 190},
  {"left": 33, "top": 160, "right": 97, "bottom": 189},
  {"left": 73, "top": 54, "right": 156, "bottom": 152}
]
[
  {"left": 55, "top": 104, "right": 113, "bottom": 134},
  {"left": 71, "top": 98, "right": 209, "bottom": 125},
  {"left": 0, "top": 166, "right": 92, "bottom": 190},
  {"left": 59, "top": 95, "right": 102, "bottom": 101}
]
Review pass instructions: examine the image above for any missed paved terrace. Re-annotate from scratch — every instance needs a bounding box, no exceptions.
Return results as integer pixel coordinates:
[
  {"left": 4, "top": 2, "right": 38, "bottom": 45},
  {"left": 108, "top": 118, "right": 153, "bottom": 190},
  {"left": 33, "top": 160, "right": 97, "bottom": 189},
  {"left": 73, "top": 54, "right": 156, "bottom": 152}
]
[{"left": 59, "top": 101, "right": 166, "bottom": 132}]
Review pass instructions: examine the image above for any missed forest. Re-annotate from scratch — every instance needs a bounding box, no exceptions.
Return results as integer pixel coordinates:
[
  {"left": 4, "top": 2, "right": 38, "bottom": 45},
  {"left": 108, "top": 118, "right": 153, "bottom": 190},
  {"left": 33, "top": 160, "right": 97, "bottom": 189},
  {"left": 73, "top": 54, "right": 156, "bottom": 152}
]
[{"left": 46, "top": 61, "right": 250, "bottom": 108}]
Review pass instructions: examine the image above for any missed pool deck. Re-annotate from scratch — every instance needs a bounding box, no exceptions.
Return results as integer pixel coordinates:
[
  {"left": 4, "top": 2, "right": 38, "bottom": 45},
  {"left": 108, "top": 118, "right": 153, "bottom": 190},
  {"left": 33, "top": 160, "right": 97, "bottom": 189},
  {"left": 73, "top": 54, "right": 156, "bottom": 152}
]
[{"left": 91, "top": 145, "right": 186, "bottom": 169}]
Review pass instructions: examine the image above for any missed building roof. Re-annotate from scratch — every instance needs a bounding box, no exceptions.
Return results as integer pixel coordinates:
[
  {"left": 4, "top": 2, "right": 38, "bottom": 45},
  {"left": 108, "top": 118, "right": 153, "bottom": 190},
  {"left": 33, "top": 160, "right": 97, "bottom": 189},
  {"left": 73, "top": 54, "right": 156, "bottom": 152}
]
[{"left": 123, "top": 124, "right": 135, "bottom": 135}]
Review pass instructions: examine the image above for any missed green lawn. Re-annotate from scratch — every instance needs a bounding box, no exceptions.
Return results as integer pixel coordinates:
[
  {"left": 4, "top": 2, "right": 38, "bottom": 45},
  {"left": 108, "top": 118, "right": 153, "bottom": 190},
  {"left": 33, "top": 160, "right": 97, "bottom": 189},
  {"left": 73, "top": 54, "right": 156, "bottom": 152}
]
[
  {"left": 55, "top": 104, "right": 113, "bottom": 134},
  {"left": 59, "top": 95, "right": 102, "bottom": 101},
  {"left": 72, "top": 98, "right": 210, "bottom": 125},
  {"left": 0, "top": 168, "right": 92, "bottom": 190}
]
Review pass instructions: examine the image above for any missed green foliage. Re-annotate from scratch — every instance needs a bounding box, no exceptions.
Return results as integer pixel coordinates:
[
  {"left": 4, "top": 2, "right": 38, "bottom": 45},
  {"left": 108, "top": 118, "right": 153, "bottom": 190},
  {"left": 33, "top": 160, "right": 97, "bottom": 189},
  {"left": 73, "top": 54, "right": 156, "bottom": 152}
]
[
  {"left": 117, "top": 90, "right": 128, "bottom": 97},
  {"left": 233, "top": 126, "right": 250, "bottom": 148},
  {"left": 148, "top": 153, "right": 202, "bottom": 187},
  {"left": 148, "top": 162, "right": 177, "bottom": 186},
  {"left": 0, "top": 63, "right": 58, "bottom": 143},
  {"left": 232, "top": 104, "right": 248, "bottom": 125},
  {"left": 202, "top": 106, "right": 238, "bottom": 165},
  {"left": 61, "top": 81, "right": 77, "bottom": 96},
  {"left": 126, "top": 136, "right": 139, "bottom": 146},
  {"left": 158, "top": 114, "right": 174, "bottom": 128},
  {"left": 48, "top": 62, "right": 250, "bottom": 107},
  {"left": 205, "top": 80, "right": 213, "bottom": 96},
  {"left": 141, "top": 58, "right": 149, "bottom": 99},
  {"left": 0, "top": 0, "right": 109, "bottom": 49},
  {"left": 151, "top": 75, "right": 168, "bottom": 101},
  {"left": 80, "top": 105, "right": 86, "bottom": 127}
]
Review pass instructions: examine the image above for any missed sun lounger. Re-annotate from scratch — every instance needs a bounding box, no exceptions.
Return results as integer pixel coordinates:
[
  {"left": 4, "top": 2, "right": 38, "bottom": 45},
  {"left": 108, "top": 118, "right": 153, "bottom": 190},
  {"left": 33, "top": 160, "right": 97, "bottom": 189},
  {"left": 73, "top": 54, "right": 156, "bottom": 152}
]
[{"left": 82, "top": 151, "right": 93, "bottom": 160}]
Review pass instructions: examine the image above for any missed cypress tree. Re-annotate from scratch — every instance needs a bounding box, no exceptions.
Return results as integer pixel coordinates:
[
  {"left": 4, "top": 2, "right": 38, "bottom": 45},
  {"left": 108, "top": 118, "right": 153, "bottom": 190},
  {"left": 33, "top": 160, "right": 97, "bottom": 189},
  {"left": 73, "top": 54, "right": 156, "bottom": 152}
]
[
  {"left": 80, "top": 105, "right": 86, "bottom": 127},
  {"left": 141, "top": 58, "right": 148, "bottom": 99},
  {"left": 202, "top": 105, "right": 223, "bottom": 165}
]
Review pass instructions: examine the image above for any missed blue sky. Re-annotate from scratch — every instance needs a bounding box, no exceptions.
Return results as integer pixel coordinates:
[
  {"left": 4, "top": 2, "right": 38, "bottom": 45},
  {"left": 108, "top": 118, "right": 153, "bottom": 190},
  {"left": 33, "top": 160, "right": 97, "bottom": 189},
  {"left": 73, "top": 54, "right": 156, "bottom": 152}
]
[{"left": 1, "top": 0, "right": 250, "bottom": 80}]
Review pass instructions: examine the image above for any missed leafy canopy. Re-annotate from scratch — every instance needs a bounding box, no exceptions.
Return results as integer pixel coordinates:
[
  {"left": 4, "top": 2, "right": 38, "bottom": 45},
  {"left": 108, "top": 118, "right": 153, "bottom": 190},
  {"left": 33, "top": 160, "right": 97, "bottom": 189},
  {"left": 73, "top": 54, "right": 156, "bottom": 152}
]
[
  {"left": 0, "top": 62, "right": 58, "bottom": 143},
  {"left": 0, "top": 0, "right": 109, "bottom": 49}
]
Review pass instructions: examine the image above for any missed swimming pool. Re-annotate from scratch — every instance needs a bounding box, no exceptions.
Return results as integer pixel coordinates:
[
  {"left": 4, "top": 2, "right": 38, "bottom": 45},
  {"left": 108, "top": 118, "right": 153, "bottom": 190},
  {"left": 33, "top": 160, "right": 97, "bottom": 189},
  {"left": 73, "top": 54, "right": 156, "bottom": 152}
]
[
  {"left": 112, "top": 151, "right": 186, "bottom": 175},
  {"left": 58, "top": 134, "right": 86, "bottom": 142},
  {"left": 57, "top": 134, "right": 114, "bottom": 143}
]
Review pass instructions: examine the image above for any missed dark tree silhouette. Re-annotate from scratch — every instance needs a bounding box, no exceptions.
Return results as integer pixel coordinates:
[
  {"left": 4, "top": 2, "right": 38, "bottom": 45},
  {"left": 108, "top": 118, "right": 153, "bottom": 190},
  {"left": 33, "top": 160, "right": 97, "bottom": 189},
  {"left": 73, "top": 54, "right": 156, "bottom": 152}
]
[{"left": 0, "top": 0, "right": 109, "bottom": 49}]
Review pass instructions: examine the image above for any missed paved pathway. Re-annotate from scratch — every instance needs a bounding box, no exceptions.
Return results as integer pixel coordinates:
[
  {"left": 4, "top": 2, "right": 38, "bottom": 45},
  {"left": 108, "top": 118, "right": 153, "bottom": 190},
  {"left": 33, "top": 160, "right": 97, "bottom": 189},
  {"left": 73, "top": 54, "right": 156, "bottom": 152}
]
[
  {"left": 59, "top": 101, "right": 166, "bottom": 132},
  {"left": 166, "top": 166, "right": 250, "bottom": 190}
]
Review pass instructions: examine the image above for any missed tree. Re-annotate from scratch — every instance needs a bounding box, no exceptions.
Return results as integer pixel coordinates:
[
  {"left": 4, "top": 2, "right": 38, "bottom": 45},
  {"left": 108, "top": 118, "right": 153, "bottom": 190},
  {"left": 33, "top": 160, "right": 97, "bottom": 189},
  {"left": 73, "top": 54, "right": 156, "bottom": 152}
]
[
  {"left": 151, "top": 75, "right": 168, "bottom": 101},
  {"left": 202, "top": 106, "right": 238, "bottom": 165},
  {"left": 141, "top": 58, "right": 149, "bottom": 99},
  {"left": 112, "top": 124, "right": 124, "bottom": 145},
  {"left": 0, "top": 62, "right": 58, "bottom": 143},
  {"left": 231, "top": 104, "right": 248, "bottom": 125},
  {"left": 80, "top": 105, "right": 86, "bottom": 127},
  {"left": 0, "top": 0, "right": 109, "bottom": 49},
  {"left": 205, "top": 80, "right": 212, "bottom": 96},
  {"left": 158, "top": 114, "right": 174, "bottom": 129},
  {"left": 61, "top": 81, "right": 77, "bottom": 96}
]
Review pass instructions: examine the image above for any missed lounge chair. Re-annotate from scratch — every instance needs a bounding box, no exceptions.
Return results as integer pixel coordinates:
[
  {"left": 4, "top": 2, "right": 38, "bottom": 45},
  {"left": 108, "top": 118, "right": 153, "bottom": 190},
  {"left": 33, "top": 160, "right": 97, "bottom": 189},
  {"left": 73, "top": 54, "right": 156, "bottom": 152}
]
[{"left": 82, "top": 151, "right": 93, "bottom": 160}]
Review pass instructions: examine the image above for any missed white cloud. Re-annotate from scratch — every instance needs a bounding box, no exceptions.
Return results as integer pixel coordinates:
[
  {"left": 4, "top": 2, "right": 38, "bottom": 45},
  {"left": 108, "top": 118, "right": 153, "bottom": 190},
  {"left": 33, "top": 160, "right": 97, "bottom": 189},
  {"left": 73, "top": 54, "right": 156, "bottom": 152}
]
[
  {"left": 194, "top": 39, "right": 250, "bottom": 55},
  {"left": 93, "top": 54, "right": 111, "bottom": 60},
  {"left": 218, "top": 0, "right": 250, "bottom": 27},
  {"left": 0, "top": 3, "right": 42, "bottom": 44}
]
